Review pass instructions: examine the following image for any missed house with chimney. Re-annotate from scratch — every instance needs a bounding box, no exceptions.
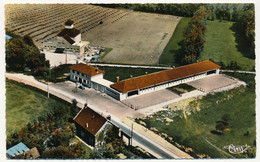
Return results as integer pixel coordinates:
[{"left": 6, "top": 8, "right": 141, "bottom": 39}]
[
  {"left": 43, "top": 19, "right": 89, "bottom": 54},
  {"left": 73, "top": 106, "right": 110, "bottom": 147},
  {"left": 69, "top": 60, "right": 221, "bottom": 101}
]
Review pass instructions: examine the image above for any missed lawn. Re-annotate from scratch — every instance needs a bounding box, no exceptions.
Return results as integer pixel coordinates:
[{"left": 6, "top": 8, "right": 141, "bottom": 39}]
[
  {"left": 5, "top": 79, "right": 71, "bottom": 136},
  {"left": 199, "top": 20, "right": 255, "bottom": 71},
  {"left": 159, "top": 17, "right": 191, "bottom": 66},
  {"left": 99, "top": 66, "right": 163, "bottom": 83},
  {"left": 167, "top": 83, "right": 196, "bottom": 95},
  {"left": 136, "top": 73, "right": 255, "bottom": 158}
]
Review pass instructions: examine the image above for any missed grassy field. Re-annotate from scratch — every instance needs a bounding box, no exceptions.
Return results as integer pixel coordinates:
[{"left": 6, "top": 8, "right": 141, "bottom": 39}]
[
  {"left": 137, "top": 73, "right": 255, "bottom": 158},
  {"left": 199, "top": 20, "right": 255, "bottom": 71},
  {"left": 6, "top": 79, "right": 71, "bottom": 136},
  {"left": 159, "top": 17, "right": 191, "bottom": 66},
  {"left": 98, "top": 66, "right": 163, "bottom": 83}
]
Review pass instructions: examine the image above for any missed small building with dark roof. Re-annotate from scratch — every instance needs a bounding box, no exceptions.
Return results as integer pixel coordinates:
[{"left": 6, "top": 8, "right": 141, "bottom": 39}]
[
  {"left": 43, "top": 19, "right": 89, "bottom": 54},
  {"left": 73, "top": 106, "right": 109, "bottom": 147}
]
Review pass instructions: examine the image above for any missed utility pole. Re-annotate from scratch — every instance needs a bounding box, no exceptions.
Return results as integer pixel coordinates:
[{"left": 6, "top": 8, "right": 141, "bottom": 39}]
[
  {"left": 47, "top": 82, "right": 49, "bottom": 98},
  {"left": 131, "top": 123, "right": 133, "bottom": 146},
  {"left": 65, "top": 50, "right": 67, "bottom": 64}
]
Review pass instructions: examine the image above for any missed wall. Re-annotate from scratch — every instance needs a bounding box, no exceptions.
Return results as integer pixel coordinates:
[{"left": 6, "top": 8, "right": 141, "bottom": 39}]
[
  {"left": 43, "top": 37, "right": 80, "bottom": 54},
  {"left": 75, "top": 123, "right": 96, "bottom": 147},
  {"left": 74, "top": 34, "right": 81, "bottom": 43},
  {"left": 70, "top": 69, "right": 91, "bottom": 87}
]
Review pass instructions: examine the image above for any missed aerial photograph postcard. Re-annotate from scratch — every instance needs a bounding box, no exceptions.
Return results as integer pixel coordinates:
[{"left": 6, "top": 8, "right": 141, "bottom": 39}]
[{"left": 4, "top": 2, "right": 256, "bottom": 160}]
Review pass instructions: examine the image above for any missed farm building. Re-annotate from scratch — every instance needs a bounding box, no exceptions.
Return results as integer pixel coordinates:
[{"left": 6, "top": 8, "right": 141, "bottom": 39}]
[
  {"left": 73, "top": 106, "right": 110, "bottom": 147},
  {"left": 43, "top": 19, "right": 89, "bottom": 54},
  {"left": 6, "top": 142, "right": 40, "bottom": 159},
  {"left": 69, "top": 60, "right": 221, "bottom": 101},
  {"left": 6, "top": 142, "right": 30, "bottom": 159}
]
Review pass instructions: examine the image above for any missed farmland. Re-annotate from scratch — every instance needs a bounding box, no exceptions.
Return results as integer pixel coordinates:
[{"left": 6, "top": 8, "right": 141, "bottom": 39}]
[{"left": 5, "top": 4, "right": 180, "bottom": 65}]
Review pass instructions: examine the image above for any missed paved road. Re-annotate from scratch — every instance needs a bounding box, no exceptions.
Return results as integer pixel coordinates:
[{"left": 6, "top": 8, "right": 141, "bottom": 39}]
[
  {"left": 110, "top": 118, "right": 179, "bottom": 159},
  {"left": 6, "top": 73, "right": 187, "bottom": 159},
  {"left": 86, "top": 62, "right": 173, "bottom": 69},
  {"left": 221, "top": 70, "right": 256, "bottom": 74}
]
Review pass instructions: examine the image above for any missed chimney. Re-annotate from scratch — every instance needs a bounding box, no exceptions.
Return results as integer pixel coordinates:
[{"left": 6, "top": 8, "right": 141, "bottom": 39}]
[
  {"left": 116, "top": 76, "right": 119, "bottom": 83},
  {"left": 86, "top": 123, "right": 88, "bottom": 128},
  {"left": 84, "top": 103, "right": 88, "bottom": 109}
]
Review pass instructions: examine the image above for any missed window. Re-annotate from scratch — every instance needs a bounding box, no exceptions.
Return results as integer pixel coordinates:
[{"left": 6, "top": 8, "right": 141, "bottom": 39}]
[{"left": 81, "top": 131, "right": 85, "bottom": 137}]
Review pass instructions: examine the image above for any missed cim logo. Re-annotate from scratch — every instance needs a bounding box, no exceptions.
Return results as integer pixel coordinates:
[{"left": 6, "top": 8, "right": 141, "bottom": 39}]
[{"left": 224, "top": 144, "right": 251, "bottom": 154}]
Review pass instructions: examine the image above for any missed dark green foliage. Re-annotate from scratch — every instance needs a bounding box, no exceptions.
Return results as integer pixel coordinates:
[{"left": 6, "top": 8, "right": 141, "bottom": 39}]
[
  {"left": 98, "top": 4, "right": 202, "bottom": 17},
  {"left": 5, "top": 32, "right": 50, "bottom": 76},
  {"left": 233, "top": 6, "right": 255, "bottom": 57},
  {"left": 215, "top": 8, "right": 231, "bottom": 21}
]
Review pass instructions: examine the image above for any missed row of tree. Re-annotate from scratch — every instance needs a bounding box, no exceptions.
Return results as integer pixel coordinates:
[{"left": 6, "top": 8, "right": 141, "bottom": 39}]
[
  {"left": 6, "top": 30, "right": 50, "bottom": 76},
  {"left": 98, "top": 4, "right": 202, "bottom": 17},
  {"left": 181, "top": 7, "right": 211, "bottom": 64}
]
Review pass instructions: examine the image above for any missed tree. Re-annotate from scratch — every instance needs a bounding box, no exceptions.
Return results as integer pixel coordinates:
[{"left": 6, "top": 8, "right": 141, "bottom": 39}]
[
  {"left": 182, "top": 6, "right": 210, "bottom": 64},
  {"left": 5, "top": 32, "right": 50, "bottom": 76}
]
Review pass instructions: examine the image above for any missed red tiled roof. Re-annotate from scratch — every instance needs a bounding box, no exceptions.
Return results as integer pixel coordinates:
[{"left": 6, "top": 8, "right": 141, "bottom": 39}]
[
  {"left": 73, "top": 108, "right": 107, "bottom": 136},
  {"left": 57, "top": 28, "right": 80, "bottom": 38},
  {"left": 65, "top": 19, "right": 74, "bottom": 26},
  {"left": 110, "top": 60, "right": 221, "bottom": 93},
  {"left": 63, "top": 35, "right": 75, "bottom": 44},
  {"left": 69, "top": 63, "right": 104, "bottom": 76}
]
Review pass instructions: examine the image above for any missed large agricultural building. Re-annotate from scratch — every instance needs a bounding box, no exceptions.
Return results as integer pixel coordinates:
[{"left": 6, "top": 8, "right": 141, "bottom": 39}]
[
  {"left": 69, "top": 60, "right": 221, "bottom": 101},
  {"left": 43, "top": 20, "right": 89, "bottom": 54}
]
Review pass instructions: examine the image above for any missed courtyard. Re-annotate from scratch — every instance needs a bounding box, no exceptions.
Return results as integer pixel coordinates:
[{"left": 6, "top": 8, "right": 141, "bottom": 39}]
[{"left": 187, "top": 74, "right": 242, "bottom": 93}]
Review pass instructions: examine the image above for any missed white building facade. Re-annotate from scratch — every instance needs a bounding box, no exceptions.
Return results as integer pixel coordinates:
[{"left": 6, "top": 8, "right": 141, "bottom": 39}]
[
  {"left": 43, "top": 19, "right": 89, "bottom": 54},
  {"left": 70, "top": 60, "right": 221, "bottom": 101}
]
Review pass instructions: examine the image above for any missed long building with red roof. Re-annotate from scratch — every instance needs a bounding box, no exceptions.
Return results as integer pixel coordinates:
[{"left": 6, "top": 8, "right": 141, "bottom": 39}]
[{"left": 69, "top": 60, "right": 221, "bottom": 101}]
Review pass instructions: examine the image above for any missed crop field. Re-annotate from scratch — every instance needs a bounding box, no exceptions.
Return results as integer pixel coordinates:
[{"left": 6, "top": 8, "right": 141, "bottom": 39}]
[{"left": 5, "top": 4, "right": 180, "bottom": 65}]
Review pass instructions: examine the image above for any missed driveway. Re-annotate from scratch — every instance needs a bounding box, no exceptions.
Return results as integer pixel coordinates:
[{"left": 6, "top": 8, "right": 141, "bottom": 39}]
[
  {"left": 187, "top": 74, "right": 238, "bottom": 92},
  {"left": 50, "top": 81, "right": 135, "bottom": 119},
  {"left": 122, "top": 89, "right": 180, "bottom": 109}
]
